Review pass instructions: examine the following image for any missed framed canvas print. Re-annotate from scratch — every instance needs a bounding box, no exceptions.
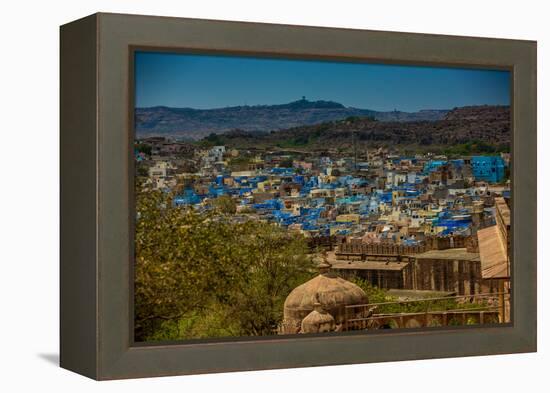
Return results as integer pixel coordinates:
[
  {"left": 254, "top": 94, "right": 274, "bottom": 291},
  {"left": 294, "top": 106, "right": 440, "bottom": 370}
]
[{"left": 60, "top": 13, "right": 537, "bottom": 380}]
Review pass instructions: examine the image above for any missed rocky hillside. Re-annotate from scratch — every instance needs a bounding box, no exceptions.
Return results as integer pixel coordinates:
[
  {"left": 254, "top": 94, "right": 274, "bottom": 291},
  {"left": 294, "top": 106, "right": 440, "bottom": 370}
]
[
  {"left": 444, "top": 105, "right": 510, "bottom": 122},
  {"left": 206, "top": 105, "right": 510, "bottom": 154},
  {"left": 135, "top": 99, "right": 448, "bottom": 139}
]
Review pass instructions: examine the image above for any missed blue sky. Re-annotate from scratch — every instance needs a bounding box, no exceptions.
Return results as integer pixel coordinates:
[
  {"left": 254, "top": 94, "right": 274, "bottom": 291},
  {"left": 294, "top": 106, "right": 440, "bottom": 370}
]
[{"left": 135, "top": 51, "right": 510, "bottom": 112}]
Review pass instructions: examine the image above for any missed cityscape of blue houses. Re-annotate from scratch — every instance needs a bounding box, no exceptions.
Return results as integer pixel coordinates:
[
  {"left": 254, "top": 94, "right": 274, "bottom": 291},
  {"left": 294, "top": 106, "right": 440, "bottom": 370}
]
[{"left": 138, "top": 138, "right": 509, "bottom": 247}]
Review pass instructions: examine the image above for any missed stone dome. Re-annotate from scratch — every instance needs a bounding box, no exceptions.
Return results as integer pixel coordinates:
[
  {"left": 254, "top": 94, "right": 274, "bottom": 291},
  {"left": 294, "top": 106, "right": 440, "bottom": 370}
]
[
  {"left": 283, "top": 262, "right": 368, "bottom": 328},
  {"left": 301, "top": 302, "right": 336, "bottom": 334}
]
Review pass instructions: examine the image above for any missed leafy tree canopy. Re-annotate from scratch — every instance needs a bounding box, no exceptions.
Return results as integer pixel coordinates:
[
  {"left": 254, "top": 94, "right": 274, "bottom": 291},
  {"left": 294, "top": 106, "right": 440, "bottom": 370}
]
[{"left": 135, "top": 189, "right": 315, "bottom": 341}]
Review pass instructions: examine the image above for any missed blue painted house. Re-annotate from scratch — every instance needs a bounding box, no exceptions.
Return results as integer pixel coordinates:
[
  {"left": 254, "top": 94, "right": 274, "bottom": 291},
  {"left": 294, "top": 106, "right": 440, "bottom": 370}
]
[
  {"left": 174, "top": 189, "right": 202, "bottom": 206},
  {"left": 471, "top": 156, "right": 506, "bottom": 183},
  {"left": 423, "top": 160, "right": 447, "bottom": 174}
]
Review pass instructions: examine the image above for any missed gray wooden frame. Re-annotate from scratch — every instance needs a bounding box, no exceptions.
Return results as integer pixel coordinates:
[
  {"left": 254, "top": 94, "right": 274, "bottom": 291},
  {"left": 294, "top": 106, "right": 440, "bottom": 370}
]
[{"left": 60, "top": 12, "right": 537, "bottom": 380}]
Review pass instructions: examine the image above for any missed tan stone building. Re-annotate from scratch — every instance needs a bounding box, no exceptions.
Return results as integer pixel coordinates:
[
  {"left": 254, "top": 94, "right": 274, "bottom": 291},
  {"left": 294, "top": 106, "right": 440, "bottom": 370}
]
[
  {"left": 477, "top": 197, "right": 511, "bottom": 321},
  {"left": 331, "top": 236, "right": 483, "bottom": 295},
  {"left": 278, "top": 262, "right": 368, "bottom": 334}
]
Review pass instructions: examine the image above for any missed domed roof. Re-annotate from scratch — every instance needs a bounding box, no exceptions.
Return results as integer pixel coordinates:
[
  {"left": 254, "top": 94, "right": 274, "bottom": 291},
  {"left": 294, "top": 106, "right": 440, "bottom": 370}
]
[
  {"left": 301, "top": 303, "right": 335, "bottom": 334},
  {"left": 283, "top": 260, "right": 368, "bottom": 325},
  {"left": 284, "top": 273, "right": 367, "bottom": 312}
]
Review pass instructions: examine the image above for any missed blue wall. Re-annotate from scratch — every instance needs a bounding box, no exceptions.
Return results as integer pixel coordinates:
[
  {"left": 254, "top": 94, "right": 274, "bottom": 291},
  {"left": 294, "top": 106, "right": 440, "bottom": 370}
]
[{"left": 471, "top": 156, "right": 506, "bottom": 183}]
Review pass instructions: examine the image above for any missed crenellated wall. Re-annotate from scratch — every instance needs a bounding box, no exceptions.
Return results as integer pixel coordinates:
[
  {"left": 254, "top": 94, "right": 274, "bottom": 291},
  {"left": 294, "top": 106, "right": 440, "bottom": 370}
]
[{"left": 336, "top": 235, "right": 472, "bottom": 259}]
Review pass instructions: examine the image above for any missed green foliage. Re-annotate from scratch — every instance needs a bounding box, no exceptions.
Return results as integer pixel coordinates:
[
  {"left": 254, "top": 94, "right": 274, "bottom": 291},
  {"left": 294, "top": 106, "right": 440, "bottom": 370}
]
[
  {"left": 345, "top": 116, "right": 360, "bottom": 123},
  {"left": 227, "top": 155, "right": 252, "bottom": 170},
  {"left": 444, "top": 140, "right": 509, "bottom": 157},
  {"left": 135, "top": 142, "right": 152, "bottom": 156},
  {"left": 276, "top": 134, "right": 314, "bottom": 148},
  {"left": 350, "top": 277, "right": 390, "bottom": 304},
  {"left": 278, "top": 157, "right": 294, "bottom": 168},
  {"left": 484, "top": 314, "right": 500, "bottom": 324},
  {"left": 350, "top": 277, "right": 488, "bottom": 315},
  {"left": 197, "top": 133, "right": 225, "bottom": 147},
  {"left": 135, "top": 188, "right": 315, "bottom": 341},
  {"left": 136, "top": 162, "right": 149, "bottom": 178},
  {"left": 428, "top": 318, "right": 443, "bottom": 327},
  {"left": 448, "top": 317, "right": 462, "bottom": 326},
  {"left": 211, "top": 195, "right": 237, "bottom": 214},
  {"left": 147, "top": 305, "right": 243, "bottom": 341}
]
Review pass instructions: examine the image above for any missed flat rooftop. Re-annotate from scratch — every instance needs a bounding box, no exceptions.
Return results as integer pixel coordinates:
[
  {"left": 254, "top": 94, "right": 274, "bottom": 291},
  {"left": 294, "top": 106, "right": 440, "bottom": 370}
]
[
  {"left": 330, "top": 260, "right": 409, "bottom": 271},
  {"left": 410, "top": 248, "right": 480, "bottom": 262}
]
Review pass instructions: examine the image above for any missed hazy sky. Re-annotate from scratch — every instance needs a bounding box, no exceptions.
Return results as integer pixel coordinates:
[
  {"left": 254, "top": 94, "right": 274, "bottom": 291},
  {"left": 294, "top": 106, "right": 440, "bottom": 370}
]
[{"left": 135, "top": 51, "right": 510, "bottom": 112}]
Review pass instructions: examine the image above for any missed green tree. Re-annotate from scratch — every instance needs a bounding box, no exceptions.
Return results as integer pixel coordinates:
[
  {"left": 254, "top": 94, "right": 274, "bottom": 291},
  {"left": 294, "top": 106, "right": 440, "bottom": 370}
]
[
  {"left": 135, "top": 142, "right": 152, "bottom": 156},
  {"left": 227, "top": 156, "right": 252, "bottom": 171},
  {"left": 134, "top": 188, "right": 314, "bottom": 341},
  {"left": 279, "top": 157, "right": 294, "bottom": 168},
  {"left": 198, "top": 132, "right": 224, "bottom": 147},
  {"left": 222, "top": 221, "right": 314, "bottom": 336},
  {"left": 135, "top": 189, "right": 233, "bottom": 340},
  {"left": 212, "top": 195, "right": 237, "bottom": 214},
  {"left": 136, "top": 162, "right": 149, "bottom": 178}
]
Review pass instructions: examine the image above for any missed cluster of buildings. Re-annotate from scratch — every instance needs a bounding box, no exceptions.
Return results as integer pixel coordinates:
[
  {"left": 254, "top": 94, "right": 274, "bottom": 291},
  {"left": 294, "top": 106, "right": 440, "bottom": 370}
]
[
  {"left": 138, "top": 138, "right": 508, "bottom": 239},
  {"left": 137, "top": 137, "right": 512, "bottom": 326}
]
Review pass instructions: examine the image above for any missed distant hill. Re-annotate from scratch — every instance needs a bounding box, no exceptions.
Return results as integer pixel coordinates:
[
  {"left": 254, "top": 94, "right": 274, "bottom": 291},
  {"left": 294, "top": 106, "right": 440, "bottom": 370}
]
[
  {"left": 135, "top": 99, "right": 449, "bottom": 139},
  {"left": 444, "top": 105, "right": 510, "bottom": 122},
  {"left": 206, "top": 105, "right": 510, "bottom": 153}
]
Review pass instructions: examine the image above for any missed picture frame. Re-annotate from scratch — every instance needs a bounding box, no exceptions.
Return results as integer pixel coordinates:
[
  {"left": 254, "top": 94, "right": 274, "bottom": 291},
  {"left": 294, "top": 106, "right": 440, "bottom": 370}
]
[{"left": 60, "top": 12, "right": 537, "bottom": 380}]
